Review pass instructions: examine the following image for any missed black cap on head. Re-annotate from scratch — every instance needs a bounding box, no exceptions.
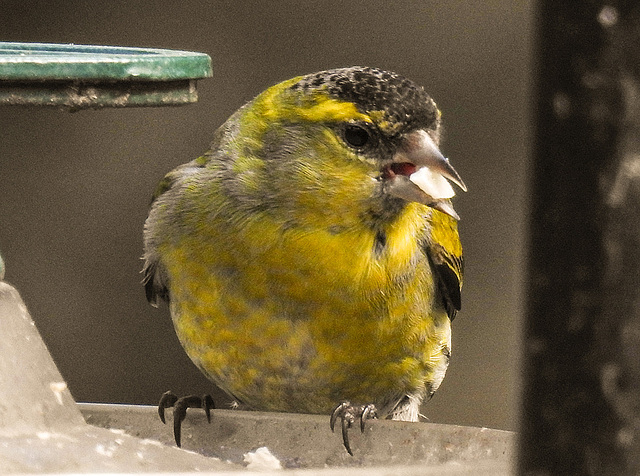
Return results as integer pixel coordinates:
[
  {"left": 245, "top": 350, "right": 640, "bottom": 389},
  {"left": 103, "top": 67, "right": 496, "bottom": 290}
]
[{"left": 290, "top": 67, "right": 440, "bottom": 135}]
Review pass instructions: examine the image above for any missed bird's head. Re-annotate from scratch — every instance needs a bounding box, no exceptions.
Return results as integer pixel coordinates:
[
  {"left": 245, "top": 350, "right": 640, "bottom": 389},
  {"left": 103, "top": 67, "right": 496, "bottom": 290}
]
[{"left": 226, "top": 67, "right": 466, "bottom": 225}]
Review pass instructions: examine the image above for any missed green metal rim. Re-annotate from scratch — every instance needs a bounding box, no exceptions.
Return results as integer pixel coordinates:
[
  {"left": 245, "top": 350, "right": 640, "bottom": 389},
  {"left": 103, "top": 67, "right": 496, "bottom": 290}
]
[{"left": 0, "top": 42, "right": 212, "bottom": 81}]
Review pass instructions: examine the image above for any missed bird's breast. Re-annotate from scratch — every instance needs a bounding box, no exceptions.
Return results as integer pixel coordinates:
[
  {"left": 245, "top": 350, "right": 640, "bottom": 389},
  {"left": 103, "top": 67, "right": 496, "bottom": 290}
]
[{"left": 160, "top": 205, "right": 445, "bottom": 413}]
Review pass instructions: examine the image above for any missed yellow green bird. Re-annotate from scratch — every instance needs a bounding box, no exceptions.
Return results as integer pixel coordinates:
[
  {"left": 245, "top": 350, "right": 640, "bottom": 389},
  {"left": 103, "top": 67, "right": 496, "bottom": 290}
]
[{"left": 143, "top": 66, "right": 466, "bottom": 454}]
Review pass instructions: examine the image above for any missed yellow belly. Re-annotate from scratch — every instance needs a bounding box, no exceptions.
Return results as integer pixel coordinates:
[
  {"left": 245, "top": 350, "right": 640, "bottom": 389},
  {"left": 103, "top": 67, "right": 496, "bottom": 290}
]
[{"left": 162, "top": 207, "right": 451, "bottom": 415}]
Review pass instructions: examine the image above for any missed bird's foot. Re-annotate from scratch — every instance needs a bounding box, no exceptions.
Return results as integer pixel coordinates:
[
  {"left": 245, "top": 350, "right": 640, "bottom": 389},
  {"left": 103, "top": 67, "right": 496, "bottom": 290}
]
[
  {"left": 158, "top": 390, "right": 215, "bottom": 447},
  {"left": 330, "top": 401, "right": 377, "bottom": 455}
]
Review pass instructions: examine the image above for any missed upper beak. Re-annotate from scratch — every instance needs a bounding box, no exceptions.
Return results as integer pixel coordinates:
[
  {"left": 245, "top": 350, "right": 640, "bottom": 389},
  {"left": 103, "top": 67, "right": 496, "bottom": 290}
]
[{"left": 384, "top": 129, "right": 467, "bottom": 220}]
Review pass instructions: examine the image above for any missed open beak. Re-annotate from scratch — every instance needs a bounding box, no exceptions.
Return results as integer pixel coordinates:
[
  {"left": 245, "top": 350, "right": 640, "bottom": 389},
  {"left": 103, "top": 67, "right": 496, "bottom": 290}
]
[{"left": 383, "top": 129, "right": 467, "bottom": 220}]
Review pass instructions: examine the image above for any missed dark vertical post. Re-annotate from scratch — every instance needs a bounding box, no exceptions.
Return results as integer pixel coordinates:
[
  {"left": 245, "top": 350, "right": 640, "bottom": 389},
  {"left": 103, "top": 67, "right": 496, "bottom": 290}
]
[{"left": 521, "top": 2, "right": 640, "bottom": 475}]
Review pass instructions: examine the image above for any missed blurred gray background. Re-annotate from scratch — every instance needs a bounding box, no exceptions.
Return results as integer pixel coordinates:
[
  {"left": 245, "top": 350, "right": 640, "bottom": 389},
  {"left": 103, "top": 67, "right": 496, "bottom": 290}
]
[{"left": 0, "top": 0, "right": 532, "bottom": 431}]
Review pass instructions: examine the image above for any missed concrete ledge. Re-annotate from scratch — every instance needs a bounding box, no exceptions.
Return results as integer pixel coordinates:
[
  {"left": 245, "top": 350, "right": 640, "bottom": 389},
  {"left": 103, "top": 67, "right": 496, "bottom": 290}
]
[{"left": 80, "top": 402, "right": 515, "bottom": 472}]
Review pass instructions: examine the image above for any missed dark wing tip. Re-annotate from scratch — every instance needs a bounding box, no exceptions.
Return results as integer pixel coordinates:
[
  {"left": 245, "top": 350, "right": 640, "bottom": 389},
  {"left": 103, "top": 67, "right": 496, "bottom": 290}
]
[
  {"left": 142, "top": 259, "right": 170, "bottom": 306},
  {"left": 433, "top": 259, "right": 462, "bottom": 320},
  {"left": 427, "top": 248, "right": 463, "bottom": 321}
]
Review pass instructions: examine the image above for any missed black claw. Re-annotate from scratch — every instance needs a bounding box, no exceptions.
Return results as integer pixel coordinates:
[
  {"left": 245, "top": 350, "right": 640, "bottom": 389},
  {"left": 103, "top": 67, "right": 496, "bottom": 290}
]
[
  {"left": 341, "top": 412, "right": 354, "bottom": 456},
  {"left": 172, "top": 397, "right": 191, "bottom": 447},
  {"left": 158, "top": 390, "right": 178, "bottom": 424},
  {"left": 360, "top": 403, "right": 377, "bottom": 433},
  {"left": 330, "top": 401, "right": 350, "bottom": 432},
  {"left": 156, "top": 391, "right": 215, "bottom": 447},
  {"left": 330, "top": 401, "right": 377, "bottom": 456},
  {"left": 203, "top": 394, "right": 215, "bottom": 423},
  {"left": 173, "top": 411, "right": 184, "bottom": 447}
]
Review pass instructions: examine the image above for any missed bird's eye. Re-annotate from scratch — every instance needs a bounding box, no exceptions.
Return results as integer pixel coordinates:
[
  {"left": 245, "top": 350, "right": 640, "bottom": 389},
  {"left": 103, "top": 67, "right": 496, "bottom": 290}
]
[{"left": 343, "top": 124, "right": 371, "bottom": 148}]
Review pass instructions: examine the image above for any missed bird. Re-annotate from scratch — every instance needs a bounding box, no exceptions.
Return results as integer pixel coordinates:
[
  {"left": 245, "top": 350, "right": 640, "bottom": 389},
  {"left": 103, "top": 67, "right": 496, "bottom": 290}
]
[{"left": 142, "top": 66, "right": 465, "bottom": 455}]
